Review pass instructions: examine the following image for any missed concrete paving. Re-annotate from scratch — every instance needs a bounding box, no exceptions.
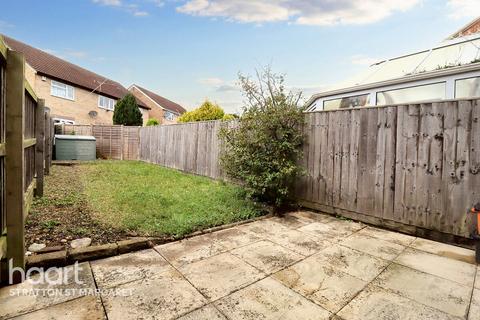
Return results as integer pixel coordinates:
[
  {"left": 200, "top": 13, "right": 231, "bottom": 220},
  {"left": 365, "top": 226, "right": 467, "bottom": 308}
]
[{"left": 1, "top": 211, "right": 478, "bottom": 320}]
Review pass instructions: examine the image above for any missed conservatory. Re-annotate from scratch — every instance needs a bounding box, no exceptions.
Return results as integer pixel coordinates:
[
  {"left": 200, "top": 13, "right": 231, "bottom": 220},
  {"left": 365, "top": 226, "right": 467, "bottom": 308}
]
[{"left": 306, "top": 33, "right": 480, "bottom": 111}]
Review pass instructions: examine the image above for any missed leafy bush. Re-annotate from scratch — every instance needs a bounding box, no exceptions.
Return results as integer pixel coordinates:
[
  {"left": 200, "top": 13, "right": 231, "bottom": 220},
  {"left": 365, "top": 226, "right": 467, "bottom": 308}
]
[
  {"left": 178, "top": 100, "right": 225, "bottom": 123},
  {"left": 219, "top": 68, "right": 305, "bottom": 208},
  {"left": 222, "top": 114, "right": 236, "bottom": 121},
  {"left": 113, "top": 93, "right": 143, "bottom": 126},
  {"left": 146, "top": 118, "right": 160, "bottom": 126}
]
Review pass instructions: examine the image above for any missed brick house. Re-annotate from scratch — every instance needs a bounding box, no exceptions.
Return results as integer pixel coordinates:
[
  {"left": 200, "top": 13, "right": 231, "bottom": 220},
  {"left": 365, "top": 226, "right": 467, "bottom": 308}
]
[
  {"left": 129, "top": 85, "right": 186, "bottom": 124},
  {"left": 2, "top": 35, "right": 178, "bottom": 126}
]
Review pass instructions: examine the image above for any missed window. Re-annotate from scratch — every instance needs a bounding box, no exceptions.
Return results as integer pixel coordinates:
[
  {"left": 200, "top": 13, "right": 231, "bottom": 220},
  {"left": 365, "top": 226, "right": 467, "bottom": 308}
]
[
  {"left": 455, "top": 77, "right": 480, "bottom": 99},
  {"left": 376, "top": 82, "right": 446, "bottom": 105},
  {"left": 164, "top": 110, "right": 176, "bottom": 121},
  {"left": 51, "top": 80, "right": 74, "bottom": 100},
  {"left": 323, "top": 94, "right": 369, "bottom": 111},
  {"left": 98, "top": 95, "right": 116, "bottom": 111}
]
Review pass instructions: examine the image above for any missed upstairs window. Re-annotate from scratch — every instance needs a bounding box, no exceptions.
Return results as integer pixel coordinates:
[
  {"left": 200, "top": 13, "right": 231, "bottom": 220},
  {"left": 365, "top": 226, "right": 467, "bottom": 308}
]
[
  {"left": 51, "top": 80, "right": 75, "bottom": 100},
  {"left": 98, "top": 95, "right": 116, "bottom": 111},
  {"left": 164, "top": 110, "right": 176, "bottom": 121}
]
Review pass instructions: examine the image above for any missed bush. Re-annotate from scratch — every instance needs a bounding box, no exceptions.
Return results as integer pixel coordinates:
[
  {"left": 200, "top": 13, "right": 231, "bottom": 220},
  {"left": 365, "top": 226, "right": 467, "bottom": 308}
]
[
  {"left": 113, "top": 93, "right": 143, "bottom": 126},
  {"left": 178, "top": 100, "right": 225, "bottom": 123},
  {"left": 219, "top": 68, "right": 305, "bottom": 208},
  {"left": 146, "top": 118, "right": 160, "bottom": 126}
]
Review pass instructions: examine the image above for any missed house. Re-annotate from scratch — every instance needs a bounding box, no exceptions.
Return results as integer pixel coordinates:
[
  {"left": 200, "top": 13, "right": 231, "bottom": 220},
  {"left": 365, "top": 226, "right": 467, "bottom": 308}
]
[
  {"left": 306, "top": 17, "right": 480, "bottom": 111},
  {"left": 129, "top": 85, "right": 186, "bottom": 124},
  {"left": 2, "top": 35, "right": 151, "bottom": 125}
]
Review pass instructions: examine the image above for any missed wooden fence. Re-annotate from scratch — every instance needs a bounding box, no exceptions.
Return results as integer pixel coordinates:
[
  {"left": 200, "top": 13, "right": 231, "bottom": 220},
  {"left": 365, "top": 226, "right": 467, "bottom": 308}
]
[
  {"left": 137, "top": 100, "right": 480, "bottom": 240},
  {"left": 139, "top": 121, "right": 224, "bottom": 179},
  {"left": 60, "top": 124, "right": 140, "bottom": 160},
  {"left": 0, "top": 36, "right": 51, "bottom": 284}
]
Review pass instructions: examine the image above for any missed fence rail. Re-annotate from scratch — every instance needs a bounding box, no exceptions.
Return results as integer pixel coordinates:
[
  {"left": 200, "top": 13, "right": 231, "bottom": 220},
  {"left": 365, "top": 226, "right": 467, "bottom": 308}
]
[{"left": 0, "top": 36, "right": 51, "bottom": 284}]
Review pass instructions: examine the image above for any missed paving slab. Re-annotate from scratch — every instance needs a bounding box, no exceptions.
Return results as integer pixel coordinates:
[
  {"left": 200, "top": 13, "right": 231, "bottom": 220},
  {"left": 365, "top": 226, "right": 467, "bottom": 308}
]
[
  {"left": 355, "top": 226, "right": 416, "bottom": 246},
  {"left": 154, "top": 233, "right": 225, "bottom": 267},
  {"left": 237, "top": 219, "right": 292, "bottom": 238},
  {"left": 374, "top": 263, "right": 472, "bottom": 318},
  {"left": 289, "top": 211, "right": 337, "bottom": 223},
  {"left": 11, "top": 296, "right": 105, "bottom": 320},
  {"left": 410, "top": 238, "right": 475, "bottom": 264},
  {"left": 0, "top": 262, "right": 95, "bottom": 319},
  {"left": 91, "top": 249, "right": 169, "bottom": 289},
  {"left": 311, "top": 244, "right": 389, "bottom": 282},
  {"left": 469, "top": 289, "right": 480, "bottom": 320},
  {"left": 267, "top": 227, "right": 331, "bottom": 256},
  {"left": 273, "top": 256, "right": 367, "bottom": 313},
  {"left": 231, "top": 240, "right": 304, "bottom": 274},
  {"left": 297, "top": 220, "right": 362, "bottom": 241},
  {"left": 337, "top": 285, "right": 460, "bottom": 320},
  {"left": 340, "top": 233, "right": 405, "bottom": 260},
  {"left": 177, "top": 304, "right": 227, "bottom": 320},
  {"left": 207, "top": 227, "right": 262, "bottom": 250},
  {"left": 179, "top": 252, "right": 264, "bottom": 301},
  {"left": 395, "top": 248, "right": 476, "bottom": 286},
  {"left": 101, "top": 266, "right": 207, "bottom": 320},
  {"left": 214, "top": 277, "right": 331, "bottom": 320}
]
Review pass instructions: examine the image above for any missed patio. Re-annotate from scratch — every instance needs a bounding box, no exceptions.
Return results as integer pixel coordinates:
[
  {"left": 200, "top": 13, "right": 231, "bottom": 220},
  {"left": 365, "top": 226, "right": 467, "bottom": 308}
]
[{"left": 0, "top": 211, "right": 478, "bottom": 320}]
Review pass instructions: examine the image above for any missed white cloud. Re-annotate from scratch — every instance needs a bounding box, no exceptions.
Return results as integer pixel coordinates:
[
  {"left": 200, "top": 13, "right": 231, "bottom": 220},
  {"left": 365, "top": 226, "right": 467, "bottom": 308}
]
[
  {"left": 92, "top": 0, "right": 150, "bottom": 17},
  {"left": 447, "top": 0, "right": 480, "bottom": 19},
  {"left": 350, "top": 54, "right": 381, "bottom": 66},
  {"left": 177, "top": 0, "right": 420, "bottom": 25},
  {"left": 93, "top": 0, "right": 122, "bottom": 6}
]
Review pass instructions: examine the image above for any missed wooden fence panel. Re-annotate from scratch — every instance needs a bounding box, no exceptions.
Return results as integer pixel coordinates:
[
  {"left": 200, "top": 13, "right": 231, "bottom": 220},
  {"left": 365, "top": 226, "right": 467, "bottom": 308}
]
[{"left": 62, "top": 124, "right": 140, "bottom": 160}]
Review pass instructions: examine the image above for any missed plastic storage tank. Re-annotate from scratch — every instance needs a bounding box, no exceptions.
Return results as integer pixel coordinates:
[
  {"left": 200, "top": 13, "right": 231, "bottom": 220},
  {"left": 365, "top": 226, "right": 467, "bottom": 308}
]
[{"left": 55, "top": 135, "right": 96, "bottom": 160}]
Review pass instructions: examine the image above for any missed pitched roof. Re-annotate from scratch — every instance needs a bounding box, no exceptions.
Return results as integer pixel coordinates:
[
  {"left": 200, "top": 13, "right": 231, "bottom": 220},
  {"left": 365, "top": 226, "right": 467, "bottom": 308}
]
[
  {"left": 2, "top": 35, "right": 149, "bottom": 109},
  {"left": 447, "top": 17, "right": 480, "bottom": 40},
  {"left": 132, "top": 85, "right": 186, "bottom": 114}
]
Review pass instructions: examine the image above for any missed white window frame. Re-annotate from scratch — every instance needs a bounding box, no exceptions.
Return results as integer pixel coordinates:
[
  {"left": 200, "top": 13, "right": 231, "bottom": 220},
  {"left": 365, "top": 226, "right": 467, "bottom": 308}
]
[
  {"left": 311, "top": 69, "right": 480, "bottom": 111},
  {"left": 98, "top": 95, "right": 116, "bottom": 111},
  {"left": 51, "top": 80, "right": 75, "bottom": 100},
  {"left": 164, "top": 110, "right": 176, "bottom": 121}
]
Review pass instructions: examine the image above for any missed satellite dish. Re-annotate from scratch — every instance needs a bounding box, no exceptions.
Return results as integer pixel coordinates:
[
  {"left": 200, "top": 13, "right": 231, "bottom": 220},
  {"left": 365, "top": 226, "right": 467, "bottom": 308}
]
[{"left": 88, "top": 111, "right": 98, "bottom": 118}]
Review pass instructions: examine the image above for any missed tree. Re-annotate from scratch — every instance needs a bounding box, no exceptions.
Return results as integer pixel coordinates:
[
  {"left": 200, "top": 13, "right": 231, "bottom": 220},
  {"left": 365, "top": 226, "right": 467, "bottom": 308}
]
[
  {"left": 219, "top": 67, "right": 305, "bottom": 209},
  {"left": 178, "top": 100, "right": 225, "bottom": 123},
  {"left": 113, "top": 93, "right": 143, "bottom": 126},
  {"left": 146, "top": 118, "right": 159, "bottom": 126}
]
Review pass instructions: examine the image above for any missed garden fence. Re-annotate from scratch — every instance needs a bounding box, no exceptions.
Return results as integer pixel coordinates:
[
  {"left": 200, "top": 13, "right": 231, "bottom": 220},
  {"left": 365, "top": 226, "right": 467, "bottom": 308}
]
[
  {"left": 0, "top": 35, "right": 52, "bottom": 284},
  {"left": 60, "top": 124, "right": 140, "bottom": 160},
  {"left": 136, "top": 99, "right": 480, "bottom": 241}
]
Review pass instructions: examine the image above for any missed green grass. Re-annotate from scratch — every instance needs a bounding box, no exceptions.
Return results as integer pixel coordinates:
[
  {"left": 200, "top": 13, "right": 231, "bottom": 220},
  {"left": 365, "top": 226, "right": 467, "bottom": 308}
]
[{"left": 82, "top": 161, "right": 263, "bottom": 237}]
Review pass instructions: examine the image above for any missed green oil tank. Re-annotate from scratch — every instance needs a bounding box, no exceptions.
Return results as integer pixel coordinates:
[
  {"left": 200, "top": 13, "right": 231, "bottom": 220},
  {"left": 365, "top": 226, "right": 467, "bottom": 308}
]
[{"left": 55, "top": 135, "right": 96, "bottom": 160}]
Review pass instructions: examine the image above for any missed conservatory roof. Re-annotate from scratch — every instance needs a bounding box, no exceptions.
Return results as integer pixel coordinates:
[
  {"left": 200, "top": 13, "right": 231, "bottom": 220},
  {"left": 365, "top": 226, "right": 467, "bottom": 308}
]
[{"left": 307, "top": 33, "right": 480, "bottom": 105}]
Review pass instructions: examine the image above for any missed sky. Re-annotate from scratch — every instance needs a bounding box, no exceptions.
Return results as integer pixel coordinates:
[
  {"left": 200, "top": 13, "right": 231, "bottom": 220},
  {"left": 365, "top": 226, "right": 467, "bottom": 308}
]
[{"left": 1, "top": 0, "right": 479, "bottom": 113}]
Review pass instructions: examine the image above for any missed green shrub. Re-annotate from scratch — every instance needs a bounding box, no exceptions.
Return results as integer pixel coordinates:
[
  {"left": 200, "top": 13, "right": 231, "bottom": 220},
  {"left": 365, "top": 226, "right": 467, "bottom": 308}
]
[
  {"left": 146, "top": 118, "right": 160, "bottom": 126},
  {"left": 178, "top": 100, "right": 225, "bottom": 123},
  {"left": 113, "top": 93, "right": 143, "bottom": 126},
  {"left": 219, "top": 68, "right": 305, "bottom": 209},
  {"left": 222, "top": 114, "right": 236, "bottom": 121}
]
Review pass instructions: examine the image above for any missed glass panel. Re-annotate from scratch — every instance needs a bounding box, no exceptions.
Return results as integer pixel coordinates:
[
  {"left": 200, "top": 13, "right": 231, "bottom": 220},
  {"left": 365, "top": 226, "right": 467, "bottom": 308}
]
[
  {"left": 376, "top": 82, "right": 446, "bottom": 105},
  {"left": 323, "top": 94, "right": 369, "bottom": 111},
  {"left": 455, "top": 77, "right": 480, "bottom": 98},
  {"left": 416, "top": 39, "right": 480, "bottom": 72}
]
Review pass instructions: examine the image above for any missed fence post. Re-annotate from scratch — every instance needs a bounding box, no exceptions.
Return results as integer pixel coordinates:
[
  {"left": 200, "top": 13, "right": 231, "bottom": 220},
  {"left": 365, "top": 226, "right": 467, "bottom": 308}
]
[
  {"left": 5, "top": 50, "right": 25, "bottom": 282},
  {"left": 35, "top": 99, "right": 45, "bottom": 197},
  {"left": 121, "top": 125, "right": 124, "bottom": 160},
  {"left": 44, "top": 110, "right": 51, "bottom": 175}
]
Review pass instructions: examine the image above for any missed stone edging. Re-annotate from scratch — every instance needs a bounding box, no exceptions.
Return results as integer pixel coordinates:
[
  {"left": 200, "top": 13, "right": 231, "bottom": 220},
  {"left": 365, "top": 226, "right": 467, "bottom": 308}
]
[{"left": 26, "top": 213, "right": 273, "bottom": 270}]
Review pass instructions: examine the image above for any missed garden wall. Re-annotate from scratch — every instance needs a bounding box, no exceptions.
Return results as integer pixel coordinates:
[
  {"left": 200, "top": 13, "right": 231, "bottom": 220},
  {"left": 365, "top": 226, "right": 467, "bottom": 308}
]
[{"left": 138, "top": 99, "right": 480, "bottom": 239}]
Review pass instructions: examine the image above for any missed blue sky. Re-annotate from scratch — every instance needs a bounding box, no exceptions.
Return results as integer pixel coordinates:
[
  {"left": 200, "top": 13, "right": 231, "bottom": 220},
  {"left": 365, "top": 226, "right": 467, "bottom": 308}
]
[{"left": 1, "top": 0, "right": 479, "bottom": 112}]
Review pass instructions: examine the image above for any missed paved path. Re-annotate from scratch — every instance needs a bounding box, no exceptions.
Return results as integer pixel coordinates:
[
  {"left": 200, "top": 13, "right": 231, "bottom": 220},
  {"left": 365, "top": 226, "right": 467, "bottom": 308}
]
[{"left": 1, "top": 211, "right": 479, "bottom": 319}]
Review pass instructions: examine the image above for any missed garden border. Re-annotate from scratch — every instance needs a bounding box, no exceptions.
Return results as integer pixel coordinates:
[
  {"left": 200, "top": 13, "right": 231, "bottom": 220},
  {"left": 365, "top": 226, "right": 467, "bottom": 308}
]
[{"left": 25, "top": 213, "right": 273, "bottom": 270}]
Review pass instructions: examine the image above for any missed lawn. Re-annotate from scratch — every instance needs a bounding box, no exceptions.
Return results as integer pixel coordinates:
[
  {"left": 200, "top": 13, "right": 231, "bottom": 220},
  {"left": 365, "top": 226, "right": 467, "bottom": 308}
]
[
  {"left": 27, "top": 161, "right": 262, "bottom": 247},
  {"left": 83, "top": 160, "right": 262, "bottom": 236}
]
